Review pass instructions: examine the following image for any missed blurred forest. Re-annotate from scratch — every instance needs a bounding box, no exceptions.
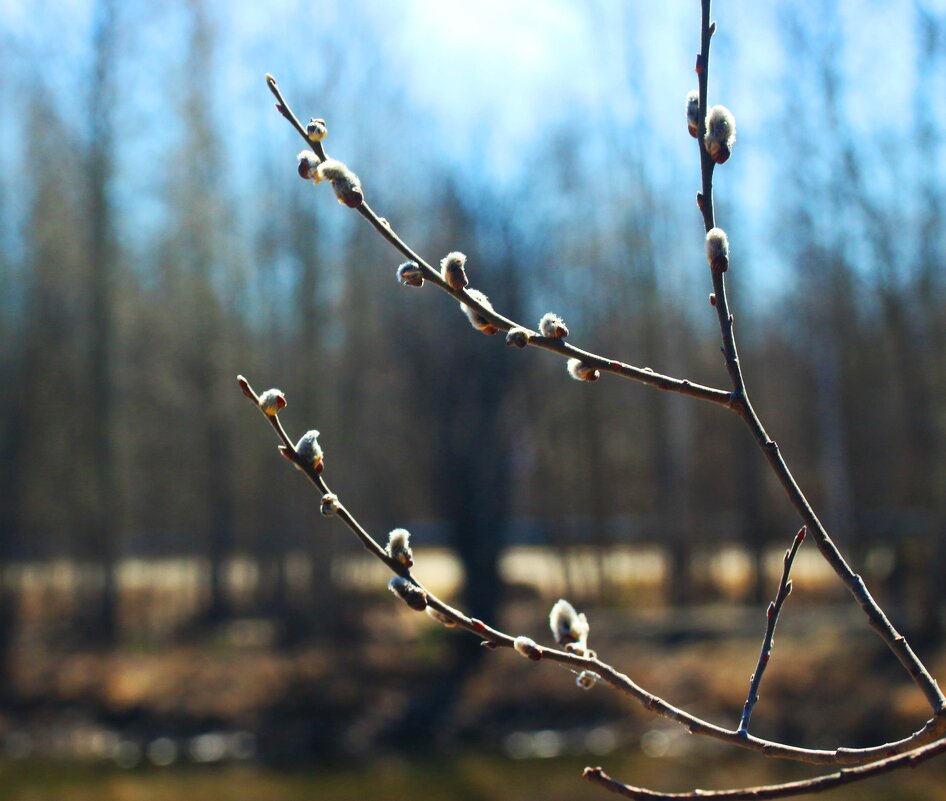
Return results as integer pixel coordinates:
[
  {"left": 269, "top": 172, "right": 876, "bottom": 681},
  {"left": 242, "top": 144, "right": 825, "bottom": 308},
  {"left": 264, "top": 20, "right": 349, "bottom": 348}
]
[{"left": 1, "top": 0, "right": 946, "bottom": 792}]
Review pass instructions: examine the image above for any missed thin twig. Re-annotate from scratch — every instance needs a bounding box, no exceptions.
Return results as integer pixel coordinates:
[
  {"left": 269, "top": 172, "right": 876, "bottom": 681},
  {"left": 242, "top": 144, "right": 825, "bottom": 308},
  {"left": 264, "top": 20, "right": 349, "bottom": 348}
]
[
  {"left": 738, "top": 526, "right": 806, "bottom": 734},
  {"left": 256, "top": 2, "right": 946, "bottom": 794},
  {"left": 264, "top": 75, "right": 734, "bottom": 409},
  {"left": 584, "top": 731, "right": 946, "bottom": 799},
  {"left": 236, "top": 374, "right": 946, "bottom": 768},
  {"left": 694, "top": 0, "right": 944, "bottom": 715}
]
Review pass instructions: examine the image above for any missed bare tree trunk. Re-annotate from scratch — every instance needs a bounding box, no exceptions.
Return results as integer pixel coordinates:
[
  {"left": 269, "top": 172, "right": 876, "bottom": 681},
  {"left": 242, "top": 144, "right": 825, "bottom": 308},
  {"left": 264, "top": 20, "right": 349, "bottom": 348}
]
[{"left": 86, "top": 0, "right": 120, "bottom": 643}]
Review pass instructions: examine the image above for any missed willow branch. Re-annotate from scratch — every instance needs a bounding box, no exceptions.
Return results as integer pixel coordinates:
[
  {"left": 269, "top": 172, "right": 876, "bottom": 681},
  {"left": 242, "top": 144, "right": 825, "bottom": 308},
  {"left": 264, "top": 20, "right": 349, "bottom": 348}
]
[
  {"left": 584, "top": 731, "right": 946, "bottom": 800},
  {"left": 695, "top": 0, "right": 944, "bottom": 715},
  {"left": 264, "top": 74, "right": 732, "bottom": 409},
  {"left": 236, "top": 374, "right": 946, "bottom": 768},
  {"left": 738, "top": 526, "right": 805, "bottom": 734}
]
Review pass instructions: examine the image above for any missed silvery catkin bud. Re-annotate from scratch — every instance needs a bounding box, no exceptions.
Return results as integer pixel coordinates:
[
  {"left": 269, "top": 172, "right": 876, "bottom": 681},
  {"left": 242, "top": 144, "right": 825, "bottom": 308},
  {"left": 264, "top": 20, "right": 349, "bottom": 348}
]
[
  {"left": 258, "top": 388, "right": 287, "bottom": 416},
  {"left": 460, "top": 289, "right": 498, "bottom": 335},
  {"left": 320, "top": 492, "right": 339, "bottom": 517},
  {"left": 549, "top": 599, "right": 591, "bottom": 652},
  {"left": 396, "top": 261, "right": 425, "bottom": 287},
  {"left": 576, "top": 670, "right": 598, "bottom": 690},
  {"left": 505, "top": 327, "right": 531, "bottom": 348},
  {"left": 705, "top": 227, "right": 730, "bottom": 272},
  {"left": 316, "top": 158, "right": 364, "bottom": 207},
  {"left": 426, "top": 606, "right": 457, "bottom": 627},
  {"left": 297, "top": 150, "right": 321, "bottom": 180},
  {"left": 704, "top": 105, "right": 736, "bottom": 164},
  {"left": 539, "top": 312, "right": 568, "bottom": 339},
  {"left": 295, "top": 430, "right": 323, "bottom": 471},
  {"left": 386, "top": 528, "right": 413, "bottom": 568},
  {"left": 567, "top": 359, "right": 600, "bottom": 382},
  {"left": 513, "top": 636, "right": 542, "bottom": 661},
  {"left": 306, "top": 117, "right": 327, "bottom": 142},
  {"left": 388, "top": 577, "right": 427, "bottom": 611},
  {"left": 686, "top": 90, "right": 700, "bottom": 138},
  {"left": 440, "top": 251, "right": 469, "bottom": 291}
]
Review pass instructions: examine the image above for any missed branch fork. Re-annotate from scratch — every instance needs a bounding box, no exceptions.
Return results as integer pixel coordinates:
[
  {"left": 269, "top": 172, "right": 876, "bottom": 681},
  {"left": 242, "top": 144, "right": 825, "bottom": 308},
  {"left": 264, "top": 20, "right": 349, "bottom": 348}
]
[{"left": 245, "top": 3, "right": 946, "bottom": 796}]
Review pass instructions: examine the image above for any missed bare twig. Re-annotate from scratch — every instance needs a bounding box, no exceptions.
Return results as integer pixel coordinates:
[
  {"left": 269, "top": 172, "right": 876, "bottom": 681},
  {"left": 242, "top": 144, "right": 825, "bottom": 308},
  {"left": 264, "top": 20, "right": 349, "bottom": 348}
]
[
  {"left": 272, "top": 51, "right": 945, "bottom": 714},
  {"left": 264, "top": 75, "right": 733, "bottom": 409},
  {"left": 584, "top": 730, "right": 946, "bottom": 799},
  {"left": 737, "top": 526, "right": 806, "bottom": 734},
  {"left": 254, "top": 1, "right": 946, "bottom": 796},
  {"left": 693, "top": 0, "right": 944, "bottom": 716},
  {"left": 237, "top": 375, "right": 946, "bottom": 770}
]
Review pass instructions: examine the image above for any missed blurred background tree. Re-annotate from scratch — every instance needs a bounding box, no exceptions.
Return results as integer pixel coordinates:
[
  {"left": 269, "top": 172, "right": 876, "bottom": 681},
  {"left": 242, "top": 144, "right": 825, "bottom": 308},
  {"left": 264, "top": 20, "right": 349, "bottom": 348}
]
[{"left": 0, "top": 0, "right": 945, "bottom": 797}]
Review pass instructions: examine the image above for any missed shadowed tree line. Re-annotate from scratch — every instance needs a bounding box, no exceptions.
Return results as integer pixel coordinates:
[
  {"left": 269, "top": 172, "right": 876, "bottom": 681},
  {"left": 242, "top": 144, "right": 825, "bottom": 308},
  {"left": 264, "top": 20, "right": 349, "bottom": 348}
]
[{"left": 0, "top": 0, "right": 944, "bottom": 713}]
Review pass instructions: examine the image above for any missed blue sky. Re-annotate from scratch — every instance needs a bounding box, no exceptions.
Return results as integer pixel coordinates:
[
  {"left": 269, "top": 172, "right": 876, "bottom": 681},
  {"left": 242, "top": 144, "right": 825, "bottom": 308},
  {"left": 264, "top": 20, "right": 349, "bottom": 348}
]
[{"left": 1, "top": 0, "right": 942, "bottom": 300}]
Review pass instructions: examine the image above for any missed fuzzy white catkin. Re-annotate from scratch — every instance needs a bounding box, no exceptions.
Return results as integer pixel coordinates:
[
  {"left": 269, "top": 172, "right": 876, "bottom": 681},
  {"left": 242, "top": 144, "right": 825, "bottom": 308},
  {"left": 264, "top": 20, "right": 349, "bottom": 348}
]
[
  {"left": 505, "top": 327, "right": 531, "bottom": 348},
  {"left": 539, "top": 312, "right": 568, "bottom": 339},
  {"left": 320, "top": 492, "right": 339, "bottom": 517},
  {"left": 704, "top": 105, "right": 736, "bottom": 164},
  {"left": 295, "top": 430, "right": 323, "bottom": 468},
  {"left": 567, "top": 359, "right": 599, "bottom": 382},
  {"left": 705, "top": 227, "right": 730, "bottom": 271},
  {"left": 258, "top": 389, "right": 286, "bottom": 416},
  {"left": 576, "top": 670, "right": 598, "bottom": 690},
  {"left": 396, "top": 261, "right": 424, "bottom": 287},
  {"left": 549, "top": 599, "right": 590, "bottom": 647},
  {"left": 440, "top": 251, "right": 469, "bottom": 290},
  {"left": 388, "top": 577, "right": 427, "bottom": 611},
  {"left": 306, "top": 117, "right": 327, "bottom": 142},
  {"left": 513, "top": 636, "right": 541, "bottom": 660},
  {"left": 426, "top": 606, "right": 457, "bottom": 627},
  {"left": 316, "top": 158, "right": 363, "bottom": 206},
  {"left": 297, "top": 150, "right": 320, "bottom": 181},
  {"left": 686, "top": 90, "right": 700, "bottom": 138},
  {"left": 386, "top": 528, "right": 413, "bottom": 567},
  {"left": 460, "top": 289, "right": 497, "bottom": 334}
]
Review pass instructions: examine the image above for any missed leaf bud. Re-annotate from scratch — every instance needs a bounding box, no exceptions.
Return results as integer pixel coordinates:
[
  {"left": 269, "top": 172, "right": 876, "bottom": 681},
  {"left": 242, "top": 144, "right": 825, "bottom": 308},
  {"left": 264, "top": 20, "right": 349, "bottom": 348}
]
[
  {"left": 505, "top": 327, "right": 531, "bottom": 348},
  {"left": 513, "top": 636, "right": 543, "bottom": 661},
  {"left": 316, "top": 158, "right": 364, "bottom": 207},
  {"left": 460, "top": 289, "right": 498, "bottom": 335},
  {"left": 396, "top": 261, "right": 425, "bottom": 287},
  {"left": 258, "top": 388, "right": 287, "bottom": 417},
  {"left": 320, "top": 492, "right": 339, "bottom": 517},
  {"left": 305, "top": 117, "right": 327, "bottom": 142},
  {"left": 295, "top": 430, "right": 323, "bottom": 471},
  {"left": 549, "top": 599, "right": 591, "bottom": 653},
  {"left": 388, "top": 577, "right": 428, "bottom": 611},
  {"left": 686, "top": 90, "right": 700, "bottom": 138},
  {"left": 704, "top": 104, "right": 736, "bottom": 164},
  {"left": 539, "top": 312, "right": 568, "bottom": 339},
  {"left": 576, "top": 670, "right": 599, "bottom": 690},
  {"left": 440, "top": 251, "right": 469, "bottom": 291},
  {"left": 386, "top": 528, "right": 413, "bottom": 568},
  {"left": 426, "top": 606, "right": 458, "bottom": 627},
  {"left": 705, "top": 227, "right": 730, "bottom": 272},
  {"left": 567, "top": 359, "right": 600, "bottom": 382},
  {"left": 297, "top": 150, "right": 321, "bottom": 181}
]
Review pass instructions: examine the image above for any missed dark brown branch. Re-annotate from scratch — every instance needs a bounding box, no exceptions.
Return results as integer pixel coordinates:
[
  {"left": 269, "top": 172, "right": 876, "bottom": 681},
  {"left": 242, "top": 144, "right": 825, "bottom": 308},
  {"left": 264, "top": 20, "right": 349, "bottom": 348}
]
[
  {"left": 584, "top": 731, "right": 946, "bottom": 799},
  {"left": 738, "top": 526, "right": 805, "bottom": 734},
  {"left": 694, "top": 0, "right": 944, "bottom": 716},
  {"left": 236, "top": 374, "right": 946, "bottom": 768},
  {"left": 263, "top": 75, "right": 733, "bottom": 410}
]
